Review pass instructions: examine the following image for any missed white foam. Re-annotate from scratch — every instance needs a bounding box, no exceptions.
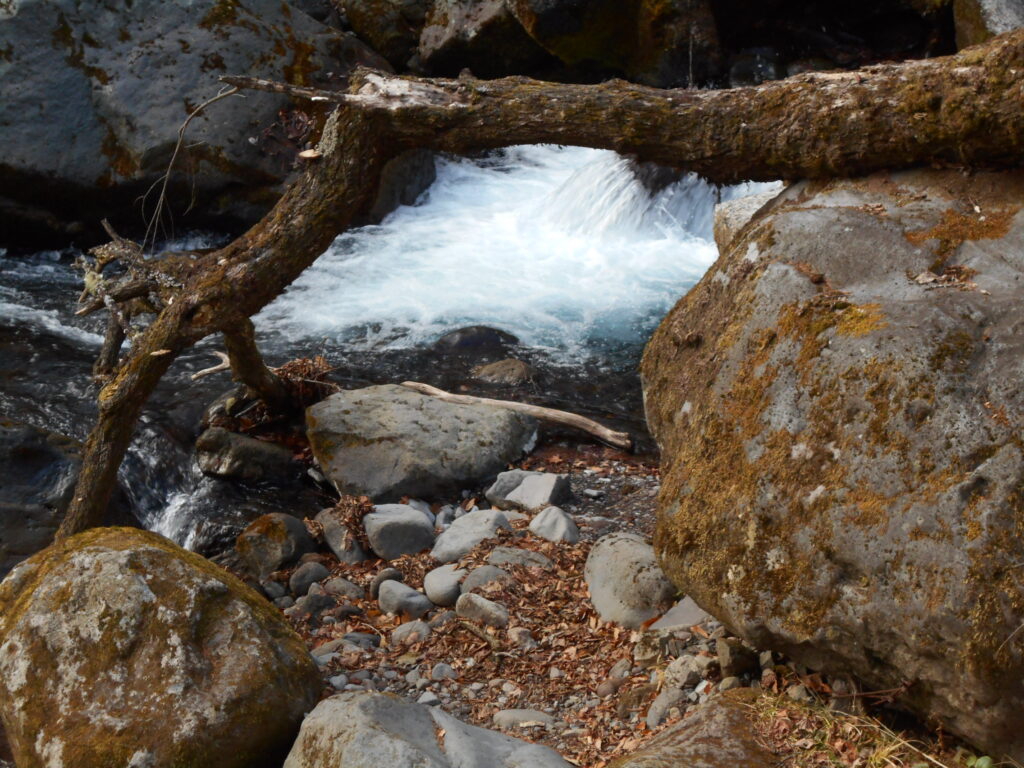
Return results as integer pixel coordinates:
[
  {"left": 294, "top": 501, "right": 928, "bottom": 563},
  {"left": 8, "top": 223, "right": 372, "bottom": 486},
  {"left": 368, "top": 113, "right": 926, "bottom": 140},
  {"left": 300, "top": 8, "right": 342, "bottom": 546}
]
[
  {"left": 0, "top": 301, "right": 103, "bottom": 346},
  {"left": 258, "top": 145, "right": 780, "bottom": 360}
]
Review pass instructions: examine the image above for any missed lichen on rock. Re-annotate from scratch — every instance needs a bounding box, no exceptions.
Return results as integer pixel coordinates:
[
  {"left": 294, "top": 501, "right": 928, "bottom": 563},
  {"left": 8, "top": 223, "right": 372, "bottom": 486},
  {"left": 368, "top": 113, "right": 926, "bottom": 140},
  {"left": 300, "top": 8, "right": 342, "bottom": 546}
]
[
  {"left": 0, "top": 527, "right": 321, "bottom": 768},
  {"left": 641, "top": 169, "right": 1024, "bottom": 760}
]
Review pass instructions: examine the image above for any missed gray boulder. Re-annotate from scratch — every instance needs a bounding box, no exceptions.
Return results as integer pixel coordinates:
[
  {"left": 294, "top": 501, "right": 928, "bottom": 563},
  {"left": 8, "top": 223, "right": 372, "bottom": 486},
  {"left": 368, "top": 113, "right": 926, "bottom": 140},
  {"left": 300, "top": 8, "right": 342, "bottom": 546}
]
[
  {"left": 0, "top": 420, "right": 134, "bottom": 577},
  {"left": 282, "top": 692, "right": 571, "bottom": 767},
  {"left": 196, "top": 427, "right": 300, "bottom": 483},
  {"left": 363, "top": 504, "right": 436, "bottom": 560},
  {"left": 314, "top": 508, "right": 371, "bottom": 564},
  {"left": 642, "top": 168, "right": 1024, "bottom": 759},
  {"left": 338, "top": 0, "right": 429, "bottom": 67},
  {"left": 417, "top": 0, "right": 552, "bottom": 78},
  {"left": 528, "top": 506, "right": 579, "bottom": 543},
  {"left": 0, "top": 0, "right": 389, "bottom": 243},
  {"left": 0, "top": 528, "right": 321, "bottom": 768},
  {"left": 584, "top": 533, "right": 676, "bottom": 628},
  {"left": 506, "top": 0, "right": 722, "bottom": 87},
  {"left": 486, "top": 470, "right": 571, "bottom": 511},
  {"left": 423, "top": 564, "right": 466, "bottom": 606},
  {"left": 608, "top": 690, "right": 772, "bottom": 768},
  {"left": 236, "top": 512, "right": 316, "bottom": 579},
  {"left": 430, "top": 509, "right": 512, "bottom": 563},
  {"left": 307, "top": 385, "right": 537, "bottom": 502},
  {"left": 378, "top": 580, "right": 432, "bottom": 619}
]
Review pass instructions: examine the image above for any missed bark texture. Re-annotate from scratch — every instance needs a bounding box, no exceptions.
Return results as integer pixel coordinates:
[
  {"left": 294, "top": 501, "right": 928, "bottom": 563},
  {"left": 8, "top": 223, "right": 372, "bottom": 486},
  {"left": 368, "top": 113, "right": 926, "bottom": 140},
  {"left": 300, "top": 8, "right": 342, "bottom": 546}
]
[{"left": 59, "top": 29, "right": 1024, "bottom": 538}]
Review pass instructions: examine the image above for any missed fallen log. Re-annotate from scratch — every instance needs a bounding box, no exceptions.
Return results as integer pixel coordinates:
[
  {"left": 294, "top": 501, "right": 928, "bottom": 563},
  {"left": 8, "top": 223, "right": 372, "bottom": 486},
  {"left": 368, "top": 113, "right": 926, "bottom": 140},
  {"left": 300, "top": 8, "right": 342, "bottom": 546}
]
[
  {"left": 57, "top": 30, "right": 1024, "bottom": 538},
  {"left": 400, "top": 381, "right": 633, "bottom": 450}
]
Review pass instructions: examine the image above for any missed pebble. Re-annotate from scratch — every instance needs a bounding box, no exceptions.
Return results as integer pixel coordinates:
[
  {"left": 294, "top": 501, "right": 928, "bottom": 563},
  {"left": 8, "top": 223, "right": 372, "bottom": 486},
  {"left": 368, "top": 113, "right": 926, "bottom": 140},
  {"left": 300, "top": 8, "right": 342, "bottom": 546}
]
[
  {"left": 456, "top": 593, "right": 509, "bottom": 628},
  {"left": 417, "top": 691, "right": 441, "bottom": 706},
  {"left": 493, "top": 709, "right": 556, "bottom": 730},
  {"left": 261, "top": 579, "right": 286, "bottom": 599},
  {"left": 431, "top": 663, "right": 457, "bottom": 681},
  {"left": 719, "top": 676, "right": 743, "bottom": 691},
  {"left": 423, "top": 564, "right": 466, "bottom": 607},
  {"left": 507, "top": 627, "right": 537, "bottom": 650},
  {"left": 370, "top": 567, "right": 404, "bottom": 598},
  {"left": 462, "top": 565, "right": 514, "bottom": 594},
  {"left": 378, "top": 581, "right": 432, "bottom": 619},
  {"left": 289, "top": 561, "right": 330, "bottom": 596},
  {"left": 391, "top": 620, "right": 432, "bottom": 645},
  {"left": 329, "top": 674, "right": 349, "bottom": 689},
  {"left": 583, "top": 489, "right": 603, "bottom": 499},
  {"left": 343, "top": 632, "right": 381, "bottom": 649},
  {"left": 528, "top": 506, "right": 580, "bottom": 544},
  {"left": 323, "top": 576, "right": 364, "bottom": 601}
]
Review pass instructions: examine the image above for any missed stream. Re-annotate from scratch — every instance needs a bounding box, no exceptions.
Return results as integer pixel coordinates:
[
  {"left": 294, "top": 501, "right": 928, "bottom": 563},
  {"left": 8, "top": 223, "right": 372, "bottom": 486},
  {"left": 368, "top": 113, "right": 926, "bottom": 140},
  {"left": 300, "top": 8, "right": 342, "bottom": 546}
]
[{"left": 0, "top": 144, "right": 778, "bottom": 553}]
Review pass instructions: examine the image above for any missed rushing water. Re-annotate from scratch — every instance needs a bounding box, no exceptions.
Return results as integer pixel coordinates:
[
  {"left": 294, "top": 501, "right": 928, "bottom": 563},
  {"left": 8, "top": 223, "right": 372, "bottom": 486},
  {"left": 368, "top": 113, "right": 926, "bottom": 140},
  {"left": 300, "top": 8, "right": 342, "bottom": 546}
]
[{"left": 0, "top": 145, "right": 779, "bottom": 551}]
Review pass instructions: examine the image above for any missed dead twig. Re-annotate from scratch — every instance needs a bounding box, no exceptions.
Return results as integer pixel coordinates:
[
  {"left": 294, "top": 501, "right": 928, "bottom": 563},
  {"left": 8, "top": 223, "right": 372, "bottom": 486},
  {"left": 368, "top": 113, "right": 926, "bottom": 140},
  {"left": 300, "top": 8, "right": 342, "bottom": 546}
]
[{"left": 400, "top": 381, "right": 633, "bottom": 451}]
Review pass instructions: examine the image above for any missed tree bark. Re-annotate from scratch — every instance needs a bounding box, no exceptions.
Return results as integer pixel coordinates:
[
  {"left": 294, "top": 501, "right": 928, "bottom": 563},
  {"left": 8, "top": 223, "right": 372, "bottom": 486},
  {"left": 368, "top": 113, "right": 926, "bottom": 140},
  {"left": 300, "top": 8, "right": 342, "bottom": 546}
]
[
  {"left": 222, "top": 316, "right": 293, "bottom": 413},
  {"left": 58, "top": 30, "right": 1024, "bottom": 538}
]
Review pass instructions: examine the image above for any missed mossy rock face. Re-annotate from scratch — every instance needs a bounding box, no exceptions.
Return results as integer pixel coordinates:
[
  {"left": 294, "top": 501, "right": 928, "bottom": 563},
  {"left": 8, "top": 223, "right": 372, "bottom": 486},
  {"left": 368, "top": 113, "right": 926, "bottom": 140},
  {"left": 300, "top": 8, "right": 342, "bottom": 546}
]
[
  {"left": 608, "top": 689, "right": 771, "bottom": 767},
  {"left": 506, "top": 0, "right": 721, "bottom": 86},
  {"left": 641, "top": 169, "right": 1024, "bottom": 760},
  {"left": 953, "top": 0, "right": 1024, "bottom": 48},
  {"left": 0, "top": 527, "right": 321, "bottom": 768}
]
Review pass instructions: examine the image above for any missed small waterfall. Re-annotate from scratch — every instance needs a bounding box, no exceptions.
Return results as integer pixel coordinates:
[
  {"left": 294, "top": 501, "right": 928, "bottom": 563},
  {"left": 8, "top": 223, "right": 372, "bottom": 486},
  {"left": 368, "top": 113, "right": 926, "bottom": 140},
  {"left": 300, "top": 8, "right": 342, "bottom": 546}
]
[{"left": 258, "top": 145, "right": 780, "bottom": 358}]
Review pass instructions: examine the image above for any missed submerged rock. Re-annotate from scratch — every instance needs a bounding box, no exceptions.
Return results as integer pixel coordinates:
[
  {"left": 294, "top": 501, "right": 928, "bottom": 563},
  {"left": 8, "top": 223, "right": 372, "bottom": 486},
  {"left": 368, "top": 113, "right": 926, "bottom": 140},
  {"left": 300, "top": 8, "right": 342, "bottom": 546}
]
[
  {"left": 0, "top": 528, "right": 321, "bottom": 768},
  {"left": 0, "top": 420, "right": 133, "bottom": 577},
  {"left": 195, "top": 427, "right": 301, "bottom": 483},
  {"left": 283, "top": 692, "right": 571, "bottom": 767},
  {"left": 642, "top": 169, "right": 1024, "bottom": 759},
  {"left": 307, "top": 385, "right": 537, "bottom": 501}
]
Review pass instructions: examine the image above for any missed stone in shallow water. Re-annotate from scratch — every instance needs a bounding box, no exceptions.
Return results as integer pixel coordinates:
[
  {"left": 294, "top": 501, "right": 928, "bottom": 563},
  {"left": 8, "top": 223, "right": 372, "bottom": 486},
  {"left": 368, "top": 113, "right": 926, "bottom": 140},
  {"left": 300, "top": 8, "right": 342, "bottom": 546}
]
[
  {"left": 0, "top": 528, "right": 320, "bottom": 768},
  {"left": 307, "top": 385, "right": 537, "bottom": 502}
]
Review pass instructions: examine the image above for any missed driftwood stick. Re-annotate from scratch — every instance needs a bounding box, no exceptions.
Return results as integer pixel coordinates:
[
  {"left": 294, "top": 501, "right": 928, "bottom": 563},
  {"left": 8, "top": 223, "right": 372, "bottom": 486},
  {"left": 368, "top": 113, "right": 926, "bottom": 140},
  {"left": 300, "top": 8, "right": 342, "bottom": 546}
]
[
  {"left": 400, "top": 381, "right": 633, "bottom": 451},
  {"left": 190, "top": 350, "right": 231, "bottom": 381}
]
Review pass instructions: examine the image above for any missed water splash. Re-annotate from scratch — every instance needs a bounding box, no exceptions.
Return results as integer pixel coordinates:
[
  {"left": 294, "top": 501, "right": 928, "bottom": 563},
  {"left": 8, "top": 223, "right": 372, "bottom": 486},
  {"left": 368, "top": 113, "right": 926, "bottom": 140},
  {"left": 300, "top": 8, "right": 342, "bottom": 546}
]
[{"left": 258, "top": 145, "right": 780, "bottom": 361}]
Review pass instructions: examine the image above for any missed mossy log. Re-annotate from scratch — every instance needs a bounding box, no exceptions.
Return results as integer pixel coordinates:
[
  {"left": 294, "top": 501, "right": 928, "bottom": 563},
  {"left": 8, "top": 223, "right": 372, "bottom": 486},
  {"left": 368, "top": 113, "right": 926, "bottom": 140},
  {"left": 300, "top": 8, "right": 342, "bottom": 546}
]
[{"left": 58, "top": 29, "right": 1024, "bottom": 538}]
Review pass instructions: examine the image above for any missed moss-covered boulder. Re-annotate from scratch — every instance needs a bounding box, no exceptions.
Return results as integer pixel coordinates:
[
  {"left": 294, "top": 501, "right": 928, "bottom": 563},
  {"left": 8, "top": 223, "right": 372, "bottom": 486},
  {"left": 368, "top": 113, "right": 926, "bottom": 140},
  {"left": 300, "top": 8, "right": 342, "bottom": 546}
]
[
  {"left": 608, "top": 689, "right": 772, "bottom": 767},
  {"left": 506, "top": 0, "right": 721, "bottom": 86},
  {"left": 954, "top": 0, "right": 1024, "bottom": 48},
  {"left": 641, "top": 169, "right": 1024, "bottom": 759},
  {"left": 0, "top": 527, "right": 321, "bottom": 768}
]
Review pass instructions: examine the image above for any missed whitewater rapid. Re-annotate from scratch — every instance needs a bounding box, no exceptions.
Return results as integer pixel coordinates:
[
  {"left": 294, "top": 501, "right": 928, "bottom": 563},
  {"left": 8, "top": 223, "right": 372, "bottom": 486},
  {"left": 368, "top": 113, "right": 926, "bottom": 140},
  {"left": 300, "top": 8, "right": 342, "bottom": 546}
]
[{"left": 258, "top": 145, "right": 780, "bottom": 360}]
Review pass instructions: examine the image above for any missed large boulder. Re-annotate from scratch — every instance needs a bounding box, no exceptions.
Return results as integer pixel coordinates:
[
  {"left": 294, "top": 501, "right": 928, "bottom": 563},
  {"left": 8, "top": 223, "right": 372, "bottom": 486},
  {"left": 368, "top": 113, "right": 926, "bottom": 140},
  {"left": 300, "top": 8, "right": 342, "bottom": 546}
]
[
  {"left": 283, "top": 691, "right": 571, "bottom": 767},
  {"left": 506, "top": 0, "right": 721, "bottom": 86},
  {"left": 0, "top": 0, "right": 388, "bottom": 245},
  {"left": 641, "top": 169, "right": 1024, "bottom": 759},
  {"left": 608, "top": 689, "right": 773, "bottom": 767},
  {"left": 0, "top": 420, "right": 133, "bottom": 578},
  {"left": 0, "top": 528, "right": 321, "bottom": 768},
  {"left": 306, "top": 385, "right": 538, "bottom": 501},
  {"left": 417, "top": 0, "right": 554, "bottom": 77},
  {"left": 338, "top": 0, "right": 429, "bottom": 68}
]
